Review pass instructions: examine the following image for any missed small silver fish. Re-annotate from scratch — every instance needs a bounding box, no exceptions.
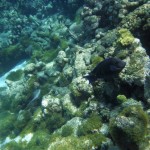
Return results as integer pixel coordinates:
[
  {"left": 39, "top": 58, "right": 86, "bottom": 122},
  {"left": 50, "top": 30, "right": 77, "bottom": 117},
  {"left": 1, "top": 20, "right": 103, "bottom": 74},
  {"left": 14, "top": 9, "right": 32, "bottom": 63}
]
[{"left": 27, "top": 89, "right": 41, "bottom": 106}]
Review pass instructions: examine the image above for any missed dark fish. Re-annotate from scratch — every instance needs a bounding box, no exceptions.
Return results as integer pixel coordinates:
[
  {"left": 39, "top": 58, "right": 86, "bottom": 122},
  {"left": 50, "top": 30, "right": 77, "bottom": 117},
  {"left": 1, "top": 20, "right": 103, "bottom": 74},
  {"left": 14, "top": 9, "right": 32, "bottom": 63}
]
[{"left": 84, "top": 57, "right": 126, "bottom": 83}]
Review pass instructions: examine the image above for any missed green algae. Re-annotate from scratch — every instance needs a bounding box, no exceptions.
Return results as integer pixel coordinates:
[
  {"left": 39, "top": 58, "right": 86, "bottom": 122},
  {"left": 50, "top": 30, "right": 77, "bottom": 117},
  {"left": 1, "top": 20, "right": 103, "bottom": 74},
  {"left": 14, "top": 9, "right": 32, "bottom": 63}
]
[
  {"left": 10, "top": 75, "right": 38, "bottom": 112},
  {"left": 57, "top": 73, "right": 72, "bottom": 87},
  {"left": 101, "top": 29, "right": 118, "bottom": 47},
  {"left": 18, "top": 108, "right": 43, "bottom": 137},
  {"left": 2, "top": 141, "right": 23, "bottom": 150},
  {"left": 6, "top": 69, "right": 23, "bottom": 81},
  {"left": 2, "top": 130, "right": 50, "bottom": 150},
  {"left": 109, "top": 106, "right": 149, "bottom": 150},
  {"left": 26, "top": 130, "right": 50, "bottom": 150},
  {"left": 77, "top": 113, "right": 106, "bottom": 149},
  {"left": 40, "top": 82, "right": 50, "bottom": 96},
  {"left": 14, "top": 110, "right": 32, "bottom": 134},
  {"left": 117, "top": 28, "right": 134, "bottom": 46},
  {"left": 91, "top": 56, "right": 104, "bottom": 68},
  {"left": 60, "top": 39, "right": 68, "bottom": 50},
  {"left": 45, "top": 113, "right": 66, "bottom": 133},
  {"left": 49, "top": 136, "right": 93, "bottom": 150},
  {"left": 0, "top": 44, "right": 27, "bottom": 74},
  {"left": 2, "top": 44, "right": 21, "bottom": 58},
  {"left": 77, "top": 113, "right": 102, "bottom": 136},
  {"left": 0, "top": 111, "right": 16, "bottom": 140},
  {"left": 61, "top": 125, "right": 74, "bottom": 137},
  {"left": 41, "top": 49, "right": 59, "bottom": 62},
  {"left": 0, "top": 1, "right": 149, "bottom": 150},
  {"left": 75, "top": 102, "right": 88, "bottom": 117},
  {"left": 50, "top": 33, "right": 69, "bottom": 50},
  {"left": 86, "top": 133, "right": 106, "bottom": 149},
  {"left": 117, "top": 94, "right": 127, "bottom": 104},
  {"left": 31, "top": 48, "right": 59, "bottom": 63},
  {"left": 116, "top": 49, "right": 129, "bottom": 59}
]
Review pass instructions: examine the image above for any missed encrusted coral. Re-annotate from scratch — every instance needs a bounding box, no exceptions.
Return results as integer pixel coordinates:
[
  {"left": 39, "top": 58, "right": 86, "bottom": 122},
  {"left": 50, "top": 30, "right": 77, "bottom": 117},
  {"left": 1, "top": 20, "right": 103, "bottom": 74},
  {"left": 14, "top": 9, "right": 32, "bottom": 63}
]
[{"left": 120, "top": 3, "right": 150, "bottom": 31}]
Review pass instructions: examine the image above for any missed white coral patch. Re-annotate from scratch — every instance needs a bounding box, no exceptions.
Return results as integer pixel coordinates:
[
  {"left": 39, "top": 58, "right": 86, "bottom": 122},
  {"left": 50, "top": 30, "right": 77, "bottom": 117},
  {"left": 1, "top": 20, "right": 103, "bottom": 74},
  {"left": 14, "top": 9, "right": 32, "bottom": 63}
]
[{"left": 41, "top": 98, "right": 49, "bottom": 107}]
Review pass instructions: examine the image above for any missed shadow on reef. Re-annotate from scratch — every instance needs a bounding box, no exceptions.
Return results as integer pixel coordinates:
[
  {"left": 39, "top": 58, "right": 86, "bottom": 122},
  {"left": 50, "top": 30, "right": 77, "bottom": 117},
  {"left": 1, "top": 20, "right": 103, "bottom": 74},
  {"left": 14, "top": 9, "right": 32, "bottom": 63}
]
[
  {"left": 119, "top": 82, "right": 144, "bottom": 102},
  {"left": 92, "top": 79, "right": 145, "bottom": 105},
  {"left": 134, "top": 27, "right": 150, "bottom": 56}
]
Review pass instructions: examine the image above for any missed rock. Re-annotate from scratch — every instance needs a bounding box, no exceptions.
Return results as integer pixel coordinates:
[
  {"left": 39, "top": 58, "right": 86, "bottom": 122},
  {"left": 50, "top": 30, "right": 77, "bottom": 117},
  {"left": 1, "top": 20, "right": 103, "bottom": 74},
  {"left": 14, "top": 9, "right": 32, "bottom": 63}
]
[
  {"left": 24, "top": 63, "right": 36, "bottom": 74},
  {"left": 70, "top": 76, "right": 93, "bottom": 106},
  {"left": 73, "top": 46, "right": 92, "bottom": 76},
  {"left": 83, "top": 15, "right": 100, "bottom": 31},
  {"left": 62, "top": 93, "right": 78, "bottom": 116},
  {"left": 44, "top": 62, "right": 60, "bottom": 77},
  {"left": 120, "top": 3, "right": 150, "bottom": 31},
  {"left": 58, "top": 117, "right": 83, "bottom": 136},
  {"left": 41, "top": 94, "right": 62, "bottom": 115},
  {"left": 109, "top": 106, "right": 149, "bottom": 150},
  {"left": 120, "top": 39, "right": 149, "bottom": 86},
  {"left": 55, "top": 50, "right": 68, "bottom": 67}
]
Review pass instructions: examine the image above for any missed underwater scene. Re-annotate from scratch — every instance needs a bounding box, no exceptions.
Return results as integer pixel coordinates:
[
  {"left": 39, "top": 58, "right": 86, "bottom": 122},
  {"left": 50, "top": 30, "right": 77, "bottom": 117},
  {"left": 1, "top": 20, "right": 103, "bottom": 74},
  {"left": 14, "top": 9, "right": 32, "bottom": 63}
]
[{"left": 0, "top": 0, "right": 150, "bottom": 150}]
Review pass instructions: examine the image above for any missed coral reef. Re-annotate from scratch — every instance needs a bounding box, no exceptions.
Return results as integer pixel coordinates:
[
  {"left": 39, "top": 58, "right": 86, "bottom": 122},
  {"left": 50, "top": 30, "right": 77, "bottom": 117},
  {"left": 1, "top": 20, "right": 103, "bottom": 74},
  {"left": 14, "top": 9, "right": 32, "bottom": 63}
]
[{"left": 0, "top": 0, "right": 150, "bottom": 149}]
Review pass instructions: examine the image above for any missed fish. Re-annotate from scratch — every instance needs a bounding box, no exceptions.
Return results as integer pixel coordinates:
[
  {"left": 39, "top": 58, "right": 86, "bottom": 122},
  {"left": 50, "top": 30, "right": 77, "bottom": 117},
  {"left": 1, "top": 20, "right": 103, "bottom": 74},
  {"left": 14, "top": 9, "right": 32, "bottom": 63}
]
[
  {"left": 84, "top": 57, "right": 126, "bottom": 83},
  {"left": 27, "top": 89, "right": 41, "bottom": 106}
]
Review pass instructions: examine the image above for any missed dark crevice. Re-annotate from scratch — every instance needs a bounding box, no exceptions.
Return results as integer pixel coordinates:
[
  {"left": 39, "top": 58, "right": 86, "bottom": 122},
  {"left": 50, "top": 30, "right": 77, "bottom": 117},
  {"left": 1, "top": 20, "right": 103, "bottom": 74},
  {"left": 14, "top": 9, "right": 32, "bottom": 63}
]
[{"left": 120, "top": 82, "right": 145, "bottom": 101}]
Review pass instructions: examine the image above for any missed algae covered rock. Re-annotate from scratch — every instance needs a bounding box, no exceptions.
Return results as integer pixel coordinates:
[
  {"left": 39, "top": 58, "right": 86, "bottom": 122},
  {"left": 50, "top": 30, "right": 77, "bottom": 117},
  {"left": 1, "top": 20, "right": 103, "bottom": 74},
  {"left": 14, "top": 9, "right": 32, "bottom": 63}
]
[
  {"left": 6, "top": 69, "right": 23, "bottom": 81},
  {"left": 14, "top": 110, "right": 32, "bottom": 133},
  {"left": 77, "top": 113, "right": 107, "bottom": 149},
  {"left": 70, "top": 76, "right": 93, "bottom": 106},
  {"left": 0, "top": 111, "right": 16, "bottom": 140},
  {"left": 109, "top": 106, "right": 149, "bottom": 150},
  {"left": 48, "top": 136, "right": 93, "bottom": 150},
  {"left": 24, "top": 63, "right": 36, "bottom": 74},
  {"left": 120, "top": 38, "right": 149, "bottom": 86},
  {"left": 44, "top": 61, "right": 60, "bottom": 83},
  {"left": 93, "top": 80, "right": 120, "bottom": 102},
  {"left": 57, "top": 117, "right": 83, "bottom": 137},
  {"left": 25, "top": 130, "right": 50, "bottom": 150},
  {"left": 120, "top": 3, "right": 150, "bottom": 31},
  {"left": 77, "top": 113, "right": 102, "bottom": 136}
]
